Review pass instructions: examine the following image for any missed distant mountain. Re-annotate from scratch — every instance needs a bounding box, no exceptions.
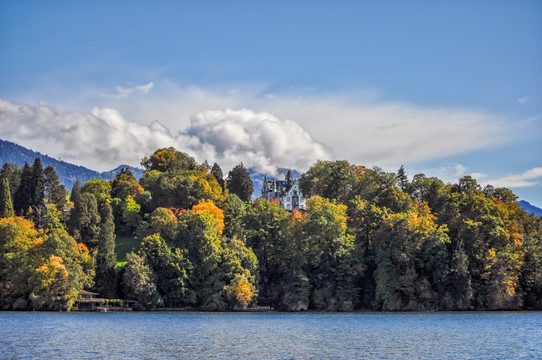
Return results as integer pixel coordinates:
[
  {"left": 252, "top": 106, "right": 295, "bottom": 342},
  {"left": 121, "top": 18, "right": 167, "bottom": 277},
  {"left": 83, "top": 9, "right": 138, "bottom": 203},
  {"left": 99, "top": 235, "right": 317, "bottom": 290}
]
[
  {"left": 0, "top": 139, "right": 143, "bottom": 190},
  {"left": 519, "top": 200, "right": 542, "bottom": 216}
]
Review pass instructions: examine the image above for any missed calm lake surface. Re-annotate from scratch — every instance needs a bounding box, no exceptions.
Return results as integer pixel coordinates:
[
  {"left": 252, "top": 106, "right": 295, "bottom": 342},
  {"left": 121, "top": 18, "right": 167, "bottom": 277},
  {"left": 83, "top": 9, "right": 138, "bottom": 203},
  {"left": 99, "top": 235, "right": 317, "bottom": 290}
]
[{"left": 1, "top": 312, "right": 540, "bottom": 359}]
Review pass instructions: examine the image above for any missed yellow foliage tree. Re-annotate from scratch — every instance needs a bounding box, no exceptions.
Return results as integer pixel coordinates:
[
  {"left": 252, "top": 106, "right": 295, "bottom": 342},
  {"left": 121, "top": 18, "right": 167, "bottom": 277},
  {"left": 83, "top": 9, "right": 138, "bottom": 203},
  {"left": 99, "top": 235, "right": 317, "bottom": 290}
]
[
  {"left": 0, "top": 217, "right": 40, "bottom": 309},
  {"left": 192, "top": 200, "right": 225, "bottom": 235},
  {"left": 30, "top": 255, "right": 71, "bottom": 310},
  {"left": 226, "top": 274, "right": 256, "bottom": 308}
]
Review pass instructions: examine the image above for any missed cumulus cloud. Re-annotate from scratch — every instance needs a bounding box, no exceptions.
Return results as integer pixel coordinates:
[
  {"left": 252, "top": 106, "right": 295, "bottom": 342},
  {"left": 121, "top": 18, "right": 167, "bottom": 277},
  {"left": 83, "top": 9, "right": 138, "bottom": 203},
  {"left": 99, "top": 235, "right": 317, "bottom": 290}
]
[
  {"left": 179, "top": 109, "right": 331, "bottom": 174},
  {"left": 93, "top": 84, "right": 510, "bottom": 170},
  {"left": 484, "top": 167, "right": 542, "bottom": 188},
  {"left": 0, "top": 98, "right": 330, "bottom": 174},
  {"left": 0, "top": 98, "right": 177, "bottom": 171},
  {"left": 0, "top": 84, "right": 516, "bottom": 175}
]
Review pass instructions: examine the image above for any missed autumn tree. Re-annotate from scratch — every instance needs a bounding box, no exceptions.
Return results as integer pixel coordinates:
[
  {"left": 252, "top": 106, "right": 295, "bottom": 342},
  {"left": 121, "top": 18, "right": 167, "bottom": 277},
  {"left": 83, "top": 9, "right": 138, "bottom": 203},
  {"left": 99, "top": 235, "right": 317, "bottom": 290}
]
[
  {"left": 0, "top": 217, "right": 39, "bottom": 309},
  {"left": 177, "top": 210, "right": 224, "bottom": 309},
  {"left": 81, "top": 179, "right": 112, "bottom": 207},
  {"left": 303, "top": 196, "right": 358, "bottom": 311},
  {"left": 279, "top": 209, "right": 311, "bottom": 311},
  {"left": 141, "top": 147, "right": 197, "bottom": 173},
  {"left": 29, "top": 255, "right": 71, "bottom": 310},
  {"left": 120, "top": 195, "right": 141, "bottom": 235},
  {"left": 348, "top": 197, "right": 389, "bottom": 308},
  {"left": 110, "top": 167, "right": 144, "bottom": 200},
  {"left": 140, "top": 169, "right": 223, "bottom": 210},
  {"left": 220, "top": 234, "right": 259, "bottom": 309},
  {"left": 225, "top": 273, "right": 256, "bottom": 309},
  {"left": 32, "top": 206, "right": 90, "bottom": 309},
  {"left": 373, "top": 203, "right": 449, "bottom": 311},
  {"left": 193, "top": 200, "right": 225, "bottom": 235},
  {"left": 146, "top": 207, "right": 179, "bottom": 242}
]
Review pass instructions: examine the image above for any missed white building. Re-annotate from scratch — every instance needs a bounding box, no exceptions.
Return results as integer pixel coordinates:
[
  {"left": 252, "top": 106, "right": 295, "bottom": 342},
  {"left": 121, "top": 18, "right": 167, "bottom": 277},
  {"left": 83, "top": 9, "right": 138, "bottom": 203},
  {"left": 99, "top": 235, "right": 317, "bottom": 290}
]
[{"left": 260, "top": 171, "right": 306, "bottom": 211}]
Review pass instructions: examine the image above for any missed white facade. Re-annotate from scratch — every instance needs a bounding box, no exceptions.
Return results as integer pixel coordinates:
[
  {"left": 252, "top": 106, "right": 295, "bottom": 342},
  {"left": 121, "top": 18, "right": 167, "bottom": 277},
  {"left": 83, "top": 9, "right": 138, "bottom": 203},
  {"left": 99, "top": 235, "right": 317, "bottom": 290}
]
[{"left": 261, "top": 171, "right": 306, "bottom": 211}]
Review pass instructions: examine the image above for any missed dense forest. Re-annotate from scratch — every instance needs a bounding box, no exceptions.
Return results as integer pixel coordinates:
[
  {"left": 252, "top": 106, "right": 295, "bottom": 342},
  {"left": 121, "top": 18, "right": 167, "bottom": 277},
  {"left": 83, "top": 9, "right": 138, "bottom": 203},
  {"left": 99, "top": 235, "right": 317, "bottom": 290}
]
[{"left": 0, "top": 148, "right": 541, "bottom": 311}]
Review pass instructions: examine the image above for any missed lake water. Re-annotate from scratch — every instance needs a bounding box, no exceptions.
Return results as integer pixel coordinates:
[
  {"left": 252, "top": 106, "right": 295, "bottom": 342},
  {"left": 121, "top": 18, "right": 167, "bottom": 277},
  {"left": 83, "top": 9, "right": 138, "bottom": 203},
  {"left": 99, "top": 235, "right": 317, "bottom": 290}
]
[{"left": 1, "top": 312, "right": 540, "bottom": 359}]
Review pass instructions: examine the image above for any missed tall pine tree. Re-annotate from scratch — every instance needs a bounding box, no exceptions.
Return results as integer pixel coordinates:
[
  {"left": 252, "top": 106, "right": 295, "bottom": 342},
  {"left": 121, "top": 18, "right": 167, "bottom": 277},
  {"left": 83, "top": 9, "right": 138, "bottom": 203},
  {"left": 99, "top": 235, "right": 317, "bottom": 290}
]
[
  {"left": 44, "top": 165, "right": 67, "bottom": 208},
  {"left": 95, "top": 202, "right": 117, "bottom": 298},
  {"left": 30, "top": 158, "right": 46, "bottom": 227},
  {"left": 211, "top": 163, "right": 225, "bottom": 189},
  {"left": 0, "top": 163, "right": 21, "bottom": 201},
  {"left": 14, "top": 162, "right": 33, "bottom": 216},
  {"left": 30, "top": 158, "right": 45, "bottom": 210},
  {"left": 0, "top": 178, "right": 15, "bottom": 218}
]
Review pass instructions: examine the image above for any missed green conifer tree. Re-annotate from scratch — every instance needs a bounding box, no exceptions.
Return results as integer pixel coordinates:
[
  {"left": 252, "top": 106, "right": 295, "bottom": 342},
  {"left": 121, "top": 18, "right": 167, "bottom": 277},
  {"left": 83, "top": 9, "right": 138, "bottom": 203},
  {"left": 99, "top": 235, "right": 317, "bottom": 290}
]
[
  {"left": 211, "top": 163, "right": 225, "bottom": 189},
  {"left": 226, "top": 163, "right": 253, "bottom": 202},
  {"left": 14, "top": 162, "right": 33, "bottom": 215},
  {"left": 44, "top": 165, "right": 67, "bottom": 208},
  {"left": 95, "top": 202, "right": 117, "bottom": 298},
  {"left": 0, "top": 178, "right": 15, "bottom": 218}
]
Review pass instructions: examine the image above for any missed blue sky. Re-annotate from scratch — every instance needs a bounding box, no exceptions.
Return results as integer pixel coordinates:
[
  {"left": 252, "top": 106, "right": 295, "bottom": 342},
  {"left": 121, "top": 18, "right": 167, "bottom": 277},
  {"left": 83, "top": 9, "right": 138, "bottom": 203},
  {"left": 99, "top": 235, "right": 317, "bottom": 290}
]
[{"left": 1, "top": 1, "right": 541, "bottom": 206}]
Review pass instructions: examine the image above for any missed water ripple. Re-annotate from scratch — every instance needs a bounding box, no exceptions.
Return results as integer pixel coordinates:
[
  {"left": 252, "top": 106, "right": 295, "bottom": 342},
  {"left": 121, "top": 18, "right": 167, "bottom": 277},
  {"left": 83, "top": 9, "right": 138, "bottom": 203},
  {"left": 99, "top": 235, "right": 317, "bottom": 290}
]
[{"left": 0, "top": 312, "right": 541, "bottom": 359}]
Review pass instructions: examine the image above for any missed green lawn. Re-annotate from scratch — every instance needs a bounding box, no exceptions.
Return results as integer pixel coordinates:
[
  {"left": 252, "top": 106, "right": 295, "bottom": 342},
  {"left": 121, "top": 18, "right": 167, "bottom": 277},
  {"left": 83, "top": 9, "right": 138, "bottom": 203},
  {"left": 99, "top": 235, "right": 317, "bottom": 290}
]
[{"left": 115, "top": 235, "right": 142, "bottom": 265}]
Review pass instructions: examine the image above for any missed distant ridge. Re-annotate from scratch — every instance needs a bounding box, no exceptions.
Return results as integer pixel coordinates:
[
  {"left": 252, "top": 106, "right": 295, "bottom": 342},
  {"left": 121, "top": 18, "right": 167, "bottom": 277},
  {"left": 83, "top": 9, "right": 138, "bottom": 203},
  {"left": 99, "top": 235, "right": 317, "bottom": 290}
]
[
  {"left": 0, "top": 138, "right": 143, "bottom": 190},
  {"left": 519, "top": 200, "right": 542, "bottom": 216}
]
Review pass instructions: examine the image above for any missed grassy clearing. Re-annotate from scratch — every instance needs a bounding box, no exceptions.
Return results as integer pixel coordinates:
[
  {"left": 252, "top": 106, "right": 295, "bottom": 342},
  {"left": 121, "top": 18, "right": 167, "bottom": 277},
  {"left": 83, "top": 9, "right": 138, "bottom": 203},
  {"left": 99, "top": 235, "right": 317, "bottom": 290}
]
[{"left": 115, "top": 235, "right": 142, "bottom": 263}]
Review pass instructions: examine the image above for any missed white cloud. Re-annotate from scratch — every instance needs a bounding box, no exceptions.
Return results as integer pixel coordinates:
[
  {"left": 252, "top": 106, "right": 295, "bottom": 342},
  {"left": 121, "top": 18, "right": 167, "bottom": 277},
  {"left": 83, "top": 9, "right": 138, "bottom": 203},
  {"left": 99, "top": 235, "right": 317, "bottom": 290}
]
[
  {"left": 261, "top": 95, "right": 507, "bottom": 169},
  {"left": 484, "top": 167, "right": 542, "bottom": 188},
  {"left": 101, "top": 82, "right": 155, "bottom": 99},
  {"left": 517, "top": 96, "right": 530, "bottom": 104},
  {"left": 0, "top": 83, "right": 515, "bottom": 175},
  {"left": 0, "top": 98, "right": 330, "bottom": 174},
  {"left": 97, "top": 84, "right": 509, "bottom": 170},
  {"left": 179, "top": 109, "right": 331, "bottom": 174},
  {"left": 0, "top": 98, "right": 177, "bottom": 171}
]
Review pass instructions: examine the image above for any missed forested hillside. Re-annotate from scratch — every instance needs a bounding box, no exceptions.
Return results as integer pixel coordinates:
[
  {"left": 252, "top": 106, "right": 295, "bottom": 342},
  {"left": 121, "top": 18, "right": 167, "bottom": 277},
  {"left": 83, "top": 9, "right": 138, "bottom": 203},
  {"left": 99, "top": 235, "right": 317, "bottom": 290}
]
[
  {"left": 519, "top": 200, "right": 542, "bottom": 216},
  {"left": 0, "top": 139, "right": 143, "bottom": 189},
  {"left": 1, "top": 148, "right": 541, "bottom": 312}
]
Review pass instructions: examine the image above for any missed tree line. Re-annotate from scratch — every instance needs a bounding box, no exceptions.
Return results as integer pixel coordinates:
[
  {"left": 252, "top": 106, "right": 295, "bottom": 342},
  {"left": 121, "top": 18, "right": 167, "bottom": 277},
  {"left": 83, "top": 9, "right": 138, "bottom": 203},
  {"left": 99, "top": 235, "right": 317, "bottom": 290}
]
[{"left": 0, "top": 149, "right": 541, "bottom": 311}]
